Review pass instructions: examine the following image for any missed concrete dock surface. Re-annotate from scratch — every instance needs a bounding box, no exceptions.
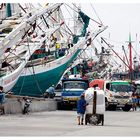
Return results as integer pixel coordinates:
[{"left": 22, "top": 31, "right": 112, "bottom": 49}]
[{"left": 0, "top": 110, "right": 140, "bottom": 136}]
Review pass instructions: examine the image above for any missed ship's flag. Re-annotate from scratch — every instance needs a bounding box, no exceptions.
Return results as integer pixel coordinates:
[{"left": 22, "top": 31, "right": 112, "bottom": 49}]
[
  {"left": 79, "top": 11, "right": 90, "bottom": 37},
  {"left": 73, "top": 11, "right": 90, "bottom": 44}
]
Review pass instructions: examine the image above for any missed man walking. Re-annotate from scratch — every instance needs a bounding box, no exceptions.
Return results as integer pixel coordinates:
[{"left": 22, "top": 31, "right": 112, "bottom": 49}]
[{"left": 77, "top": 94, "right": 87, "bottom": 125}]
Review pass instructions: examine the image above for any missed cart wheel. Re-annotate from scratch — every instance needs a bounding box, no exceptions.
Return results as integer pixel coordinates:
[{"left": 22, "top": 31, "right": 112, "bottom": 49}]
[
  {"left": 101, "top": 115, "right": 104, "bottom": 126},
  {"left": 85, "top": 114, "right": 88, "bottom": 125}
]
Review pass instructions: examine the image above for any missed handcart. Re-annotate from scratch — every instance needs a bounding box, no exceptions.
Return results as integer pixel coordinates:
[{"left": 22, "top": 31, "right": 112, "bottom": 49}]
[{"left": 84, "top": 88, "right": 105, "bottom": 125}]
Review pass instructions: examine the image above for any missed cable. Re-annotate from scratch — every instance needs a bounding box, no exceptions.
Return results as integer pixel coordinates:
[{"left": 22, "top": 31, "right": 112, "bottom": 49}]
[
  {"left": 18, "top": 69, "right": 27, "bottom": 95},
  {"left": 90, "top": 3, "right": 103, "bottom": 25}
]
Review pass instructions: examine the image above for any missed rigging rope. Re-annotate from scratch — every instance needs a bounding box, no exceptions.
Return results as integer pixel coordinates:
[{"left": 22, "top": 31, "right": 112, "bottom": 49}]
[
  {"left": 102, "top": 37, "right": 140, "bottom": 60},
  {"left": 71, "top": 3, "right": 102, "bottom": 26},
  {"left": 18, "top": 69, "right": 27, "bottom": 95},
  {"left": 27, "top": 36, "right": 44, "bottom": 95},
  {"left": 90, "top": 3, "right": 103, "bottom": 25},
  {"left": 101, "top": 37, "right": 130, "bottom": 70},
  {"left": 131, "top": 44, "right": 140, "bottom": 59},
  {"left": 64, "top": 4, "right": 74, "bottom": 20},
  {"left": 3, "top": 26, "right": 34, "bottom": 61}
]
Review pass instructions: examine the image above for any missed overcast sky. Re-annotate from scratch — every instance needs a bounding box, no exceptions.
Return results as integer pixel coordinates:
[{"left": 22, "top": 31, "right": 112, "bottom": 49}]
[
  {"left": 59, "top": 2, "right": 140, "bottom": 67},
  {"left": 77, "top": 3, "right": 140, "bottom": 66},
  {"left": 95, "top": 4, "right": 139, "bottom": 41}
]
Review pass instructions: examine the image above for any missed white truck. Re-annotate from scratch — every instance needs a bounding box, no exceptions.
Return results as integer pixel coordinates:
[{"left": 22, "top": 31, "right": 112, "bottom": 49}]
[{"left": 89, "top": 79, "right": 133, "bottom": 111}]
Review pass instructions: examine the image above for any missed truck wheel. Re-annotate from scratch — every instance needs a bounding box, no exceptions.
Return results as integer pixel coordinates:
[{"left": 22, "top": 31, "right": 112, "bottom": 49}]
[
  {"left": 122, "top": 105, "right": 131, "bottom": 111},
  {"left": 0, "top": 108, "right": 4, "bottom": 115},
  {"left": 111, "top": 105, "right": 117, "bottom": 111},
  {"left": 108, "top": 105, "right": 117, "bottom": 111},
  {"left": 85, "top": 114, "right": 90, "bottom": 125},
  {"left": 57, "top": 101, "right": 62, "bottom": 110}
]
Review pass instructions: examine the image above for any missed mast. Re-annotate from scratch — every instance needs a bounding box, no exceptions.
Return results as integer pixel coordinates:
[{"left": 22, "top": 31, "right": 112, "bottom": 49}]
[
  {"left": 122, "top": 45, "right": 129, "bottom": 66},
  {"left": 133, "top": 33, "right": 139, "bottom": 70},
  {"left": 73, "top": 4, "right": 77, "bottom": 35},
  {"left": 128, "top": 33, "right": 133, "bottom": 80},
  {"left": 101, "top": 37, "right": 130, "bottom": 69},
  {"left": 128, "top": 33, "right": 132, "bottom": 72}
]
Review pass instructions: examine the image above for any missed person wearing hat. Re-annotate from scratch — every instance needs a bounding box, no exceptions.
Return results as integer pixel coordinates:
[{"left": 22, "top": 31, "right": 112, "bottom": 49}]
[{"left": 77, "top": 94, "right": 87, "bottom": 125}]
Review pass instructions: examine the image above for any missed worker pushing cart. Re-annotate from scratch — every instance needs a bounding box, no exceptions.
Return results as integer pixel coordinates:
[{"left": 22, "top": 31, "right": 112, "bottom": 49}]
[{"left": 84, "top": 87, "right": 105, "bottom": 125}]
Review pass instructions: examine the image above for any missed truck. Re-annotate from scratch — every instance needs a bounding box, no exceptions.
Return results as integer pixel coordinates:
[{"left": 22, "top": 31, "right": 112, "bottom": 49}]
[
  {"left": 89, "top": 79, "right": 133, "bottom": 111},
  {"left": 60, "top": 77, "right": 89, "bottom": 109}
]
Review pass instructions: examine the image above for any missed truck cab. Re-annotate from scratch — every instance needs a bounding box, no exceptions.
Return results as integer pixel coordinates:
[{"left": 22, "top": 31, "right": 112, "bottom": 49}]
[
  {"left": 90, "top": 79, "right": 133, "bottom": 111},
  {"left": 61, "top": 77, "right": 89, "bottom": 108}
]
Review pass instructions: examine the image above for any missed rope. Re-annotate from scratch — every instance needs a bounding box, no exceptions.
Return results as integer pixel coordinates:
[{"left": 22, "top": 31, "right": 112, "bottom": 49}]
[
  {"left": 26, "top": 36, "right": 44, "bottom": 95},
  {"left": 27, "top": 67, "right": 44, "bottom": 96},
  {"left": 101, "top": 37, "right": 130, "bottom": 69},
  {"left": 102, "top": 37, "right": 140, "bottom": 61},
  {"left": 102, "top": 37, "right": 126, "bottom": 45},
  {"left": 65, "top": 4, "right": 78, "bottom": 13},
  {"left": 64, "top": 4, "right": 74, "bottom": 20},
  {"left": 16, "top": 25, "right": 44, "bottom": 96},
  {"left": 18, "top": 4, "right": 27, "bottom": 13},
  {"left": 74, "top": 31, "right": 100, "bottom": 61},
  {"left": 43, "top": 6, "right": 73, "bottom": 37},
  {"left": 90, "top": 3, "right": 103, "bottom": 25},
  {"left": 58, "top": 7, "right": 73, "bottom": 37},
  {"left": 71, "top": 3, "right": 102, "bottom": 26},
  {"left": 131, "top": 44, "right": 140, "bottom": 58},
  {"left": 18, "top": 69, "right": 27, "bottom": 95},
  {"left": 122, "top": 45, "right": 129, "bottom": 66}
]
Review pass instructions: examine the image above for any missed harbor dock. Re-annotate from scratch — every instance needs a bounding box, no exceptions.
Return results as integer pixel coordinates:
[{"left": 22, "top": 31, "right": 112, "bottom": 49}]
[{"left": 3, "top": 95, "right": 57, "bottom": 114}]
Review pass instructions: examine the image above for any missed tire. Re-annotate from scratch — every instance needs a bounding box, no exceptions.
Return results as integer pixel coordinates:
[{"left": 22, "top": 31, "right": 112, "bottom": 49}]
[
  {"left": 89, "top": 115, "right": 98, "bottom": 125},
  {"left": 0, "top": 105, "right": 4, "bottom": 115},
  {"left": 111, "top": 105, "right": 117, "bottom": 111},
  {"left": 108, "top": 105, "right": 117, "bottom": 111},
  {"left": 102, "top": 120, "right": 104, "bottom": 126},
  {"left": 57, "top": 101, "right": 62, "bottom": 110},
  {"left": 122, "top": 105, "right": 131, "bottom": 112},
  {"left": 22, "top": 108, "right": 26, "bottom": 114},
  {"left": 101, "top": 115, "right": 104, "bottom": 126},
  {"left": 23, "top": 106, "right": 29, "bottom": 114},
  {"left": 0, "top": 109, "right": 4, "bottom": 115}
]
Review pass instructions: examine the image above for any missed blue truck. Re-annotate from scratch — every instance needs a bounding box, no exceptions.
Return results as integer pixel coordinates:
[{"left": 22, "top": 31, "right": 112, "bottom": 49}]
[{"left": 60, "top": 78, "right": 89, "bottom": 109}]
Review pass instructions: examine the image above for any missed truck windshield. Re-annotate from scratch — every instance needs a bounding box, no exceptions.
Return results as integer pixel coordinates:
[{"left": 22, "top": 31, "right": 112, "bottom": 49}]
[
  {"left": 110, "top": 84, "right": 132, "bottom": 92},
  {"left": 63, "top": 81, "right": 88, "bottom": 90}
]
